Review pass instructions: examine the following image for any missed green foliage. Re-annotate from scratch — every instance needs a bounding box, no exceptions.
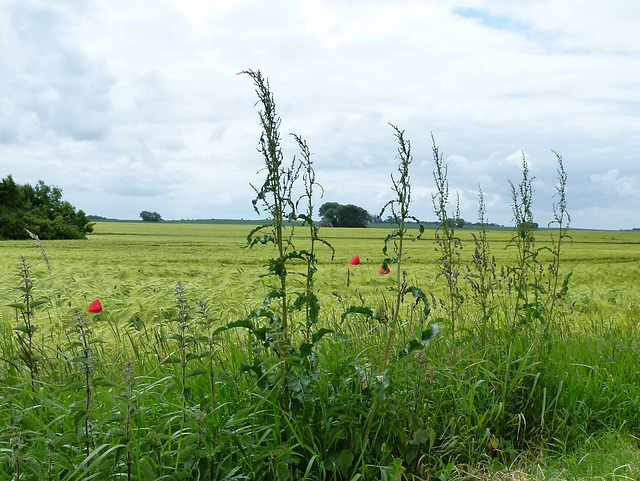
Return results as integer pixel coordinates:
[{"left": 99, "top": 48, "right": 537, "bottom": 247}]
[
  {"left": 139, "top": 210, "right": 162, "bottom": 222},
  {"left": 0, "top": 175, "right": 94, "bottom": 240},
  {"left": 319, "top": 202, "right": 370, "bottom": 227},
  {"left": 3, "top": 221, "right": 640, "bottom": 479}
]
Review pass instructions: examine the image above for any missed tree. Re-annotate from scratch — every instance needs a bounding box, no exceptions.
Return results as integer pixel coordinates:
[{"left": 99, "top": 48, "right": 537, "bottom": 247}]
[
  {"left": 0, "top": 175, "right": 93, "bottom": 240},
  {"left": 140, "top": 211, "right": 162, "bottom": 222},
  {"left": 339, "top": 204, "right": 370, "bottom": 228},
  {"left": 318, "top": 202, "right": 340, "bottom": 227},
  {"left": 318, "top": 202, "right": 370, "bottom": 227}
]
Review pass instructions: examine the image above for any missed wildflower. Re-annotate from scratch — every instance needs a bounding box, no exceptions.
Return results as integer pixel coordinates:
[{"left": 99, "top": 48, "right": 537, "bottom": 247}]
[
  {"left": 379, "top": 265, "right": 390, "bottom": 275},
  {"left": 160, "top": 352, "right": 167, "bottom": 361},
  {"left": 88, "top": 299, "right": 102, "bottom": 313},
  {"left": 349, "top": 255, "right": 360, "bottom": 265}
]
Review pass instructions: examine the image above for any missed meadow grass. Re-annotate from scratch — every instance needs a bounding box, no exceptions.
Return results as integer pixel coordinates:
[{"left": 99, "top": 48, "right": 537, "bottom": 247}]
[{"left": 1, "top": 221, "right": 640, "bottom": 480}]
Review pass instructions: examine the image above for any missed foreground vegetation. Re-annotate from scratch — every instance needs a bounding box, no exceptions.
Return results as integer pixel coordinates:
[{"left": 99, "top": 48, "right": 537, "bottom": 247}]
[
  {"left": 2, "top": 222, "right": 640, "bottom": 480},
  {"left": 3, "top": 69, "right": 640, "bottom": 480}
]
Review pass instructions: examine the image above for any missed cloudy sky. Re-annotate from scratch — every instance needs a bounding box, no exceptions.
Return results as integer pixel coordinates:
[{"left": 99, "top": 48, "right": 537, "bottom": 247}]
[{"left": 2, "top": 0, "right": 639, "bottom": 229}]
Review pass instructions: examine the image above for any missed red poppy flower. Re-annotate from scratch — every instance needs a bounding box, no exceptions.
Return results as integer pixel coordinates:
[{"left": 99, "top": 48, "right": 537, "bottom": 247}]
[
  {"left": 349, "top": 255, "right": 360, "bottom": 265},
  {"left": 88, "top": 299, "right": 102, "bottom": 313},
  {"left": 379, "top": 265, "right": 390, "bottom": 275}
]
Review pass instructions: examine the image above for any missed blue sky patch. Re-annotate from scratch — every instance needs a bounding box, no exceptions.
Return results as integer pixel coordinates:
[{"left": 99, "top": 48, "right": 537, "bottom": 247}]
[{"left": 453, "top": 7, "right": 528, "bottom": 32}]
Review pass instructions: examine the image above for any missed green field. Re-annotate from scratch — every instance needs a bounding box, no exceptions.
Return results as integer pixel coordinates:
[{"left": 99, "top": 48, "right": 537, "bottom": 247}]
[
  {"left": 2, "top": 222, "right": 640, "bottom": 480},
  {"left": 2, "top": 222, "right": 639, "bottom": 325}
]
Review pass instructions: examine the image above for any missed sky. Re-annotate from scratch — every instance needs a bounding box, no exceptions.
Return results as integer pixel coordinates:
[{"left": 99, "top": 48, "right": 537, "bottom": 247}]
[{"left": 1, "top": 0, "right": 639, "bottom": 230}]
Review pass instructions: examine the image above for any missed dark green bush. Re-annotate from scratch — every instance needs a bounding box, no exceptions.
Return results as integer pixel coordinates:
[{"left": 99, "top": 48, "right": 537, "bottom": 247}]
[{"left": 0, "top": 175, "right": 93, "bottom": 240}]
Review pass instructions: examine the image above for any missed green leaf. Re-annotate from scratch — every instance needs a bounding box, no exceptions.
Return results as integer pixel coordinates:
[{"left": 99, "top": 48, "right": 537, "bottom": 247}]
[
  {"left": 211, "top": 319, "right": 255, "bottom": 336},
  {"left": 317, "top": 238, "right": 335, "bottom": 259},
  {"left": 299, "top": 342, "right": 312, "bottom": 357},
  {"left": 409, "top": 216, "right": 425, "bottom": 240},
  {"left": 162, "top": 356, "right": 182, "bottom": 364},
  {"left": 394, "top": 322, "right": 441, "bottom": 361},
  {"left": 186, "top": 367, "right": 208, "bottom": 378},
  {"left": 30, "top": 299, "right": 49, "bottom": 309},
  {"left": 404, "top": 285, "right": 431, "bottom": 320},
  {"left": 246, "top": 223, "right": 271, "bottom": 247},
  {"left": 382, "top": 231, "right": 401, "bottom": 257},
  {"left": 311, "top": 328, "right": 334, "bottom": 345},
  {"left": 93, "top": 377, "right": 119, "bottom": 388},
  {"left": 414, "top": 429, "right": 429, "bottom": 444},
  {"left": 240, "top": 358, "right": 264, "bottom": 380},
  {"left": 296, "top": 213, "right": 313, "bottom": 225},
  {"left": 69, "top": 404, "right": 88, "bottom": 430},
  {"left": 421, "top": 322, "right": 440, "bottom": 342},
  {"left": 337, "top": 449, "right": 354, "bottom": 475},
  {"left": 263, "top": 288, "right": 285, "bottom": 309},
  {"left": 59, "top": 381, "right": 86, "bottom": 391},
  {"left": 341, "top": 306, "right": 385, "bottom": 323},
  {"left": 292, "top": 291, "right": 321, "bottom": 324},
  {"left": 163, "top": 381, "right": 180, "bottom": 392}
]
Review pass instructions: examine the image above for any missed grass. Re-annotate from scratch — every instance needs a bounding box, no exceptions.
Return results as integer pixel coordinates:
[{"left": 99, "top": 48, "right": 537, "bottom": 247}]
[{"left": 1, "top": 222, "right": 640, "bottom": 480}]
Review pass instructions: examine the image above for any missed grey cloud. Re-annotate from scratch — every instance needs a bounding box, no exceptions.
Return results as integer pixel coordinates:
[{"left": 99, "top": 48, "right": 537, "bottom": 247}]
[
  {"left": 1, "top": 2, "right": 113, "bottom": 142},
  {"left": 591, "top": 169, "right": 639, "bottom": 199}
]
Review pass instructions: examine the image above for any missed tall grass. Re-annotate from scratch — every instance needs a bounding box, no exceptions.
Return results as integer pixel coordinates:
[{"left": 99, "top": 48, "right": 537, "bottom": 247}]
[{"left": 2, "top": 70, "right": 640, "bottom": 480}]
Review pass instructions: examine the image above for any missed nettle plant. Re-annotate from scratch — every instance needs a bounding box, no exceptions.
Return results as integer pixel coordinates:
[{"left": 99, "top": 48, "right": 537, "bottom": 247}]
[{"left": 9, "top": 257, "right": 48, "bottom": 390}]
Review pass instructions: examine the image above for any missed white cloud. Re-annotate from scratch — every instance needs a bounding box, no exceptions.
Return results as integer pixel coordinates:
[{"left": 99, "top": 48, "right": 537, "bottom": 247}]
[
  {"left": 0, "top": 0, "right": 639, "bottom": 228},
  {"left": 591, "top": 169, "right": 639, "bottom": 199}
]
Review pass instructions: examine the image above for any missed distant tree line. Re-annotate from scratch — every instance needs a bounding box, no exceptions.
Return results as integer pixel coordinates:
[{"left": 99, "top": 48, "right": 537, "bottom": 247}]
[
  {"left": 318, "top": 204, "right": 511, "bottom": 230},
  {"left": 0, "top": 175, "right": 93, "bottom": 240},
  {"left": 318, "top": 202, "right": 486, "bottom": 229},
  {"left": 319, "top": 202, "right": 370, "bottom": 228}
]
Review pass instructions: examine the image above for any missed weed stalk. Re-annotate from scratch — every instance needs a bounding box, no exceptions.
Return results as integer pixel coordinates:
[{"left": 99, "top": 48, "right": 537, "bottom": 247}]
[
  {"left": 243, "top": 69, "right": 302, "bottom": 411},
  {"left": 11, "top": 257, "right": 43, "bottom": 390},
  {"left": 547, "top": 151, "right": 571, "bottom": 325},
  {"left": 379, "top": 124, "right": 424, "bottom": 372},
  {"left": 466, "top": 186, "right": 497, "bottom": 341},
  {"left": 508, "top": 153, "right": 541, "bottom": 326},
  {"left": 431, "top": 135, "right": 462, "bottom": 338}
]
